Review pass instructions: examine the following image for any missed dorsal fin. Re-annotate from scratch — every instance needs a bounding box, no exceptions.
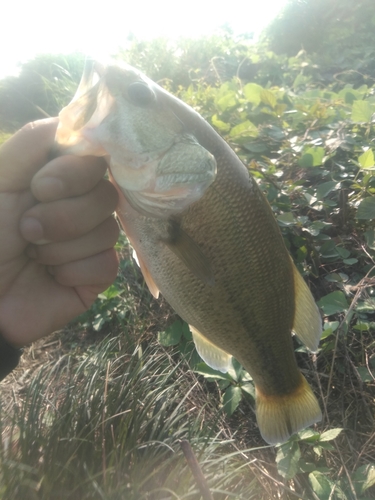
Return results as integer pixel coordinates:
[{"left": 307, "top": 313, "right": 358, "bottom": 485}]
[
  {"left": 292, "top": 262, "right": 322, "bottom": 352},
  {"left": 190, "top": 325, "right": 232, "bottom": 373}
]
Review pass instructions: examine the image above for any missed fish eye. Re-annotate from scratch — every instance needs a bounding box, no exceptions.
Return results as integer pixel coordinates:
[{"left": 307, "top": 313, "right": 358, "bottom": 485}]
[{"left": 127, "top": 81, "right": 155, "bottom": 107}]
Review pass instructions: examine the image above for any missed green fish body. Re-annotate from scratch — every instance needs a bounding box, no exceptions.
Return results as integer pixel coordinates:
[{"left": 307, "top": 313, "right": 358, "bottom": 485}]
[{"left": 56, "top": 61, "right": 322, "bottom": 444}]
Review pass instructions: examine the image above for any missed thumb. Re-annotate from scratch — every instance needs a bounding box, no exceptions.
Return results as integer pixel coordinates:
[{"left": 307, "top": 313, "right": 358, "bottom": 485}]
[{"left": 0, "top": 118, "right": 58, "bottom": 191}]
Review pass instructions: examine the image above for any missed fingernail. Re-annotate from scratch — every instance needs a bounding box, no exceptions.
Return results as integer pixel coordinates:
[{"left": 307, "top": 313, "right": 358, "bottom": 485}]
[
  {"left": 34, "top": 177, "right": 64, "bottom": 200},
  {"left": 20, "top": 217, "right": 44, "bottom": 243}
]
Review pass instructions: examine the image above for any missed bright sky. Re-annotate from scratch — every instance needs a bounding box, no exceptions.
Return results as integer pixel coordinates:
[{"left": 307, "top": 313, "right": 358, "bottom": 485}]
[{"left": 1, "top": 0, "right": 288, "bottom": 79}]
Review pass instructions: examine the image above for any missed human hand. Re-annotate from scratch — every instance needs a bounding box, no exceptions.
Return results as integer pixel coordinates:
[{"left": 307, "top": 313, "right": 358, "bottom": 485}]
[{"left": 0, "top": 118, "right": 119, "bottom": 347}]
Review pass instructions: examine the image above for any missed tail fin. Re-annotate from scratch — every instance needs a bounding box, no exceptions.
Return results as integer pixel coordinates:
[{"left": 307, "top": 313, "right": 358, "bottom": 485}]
[{"left": 256, "top": 375, "right": 322, "bottom": 445}]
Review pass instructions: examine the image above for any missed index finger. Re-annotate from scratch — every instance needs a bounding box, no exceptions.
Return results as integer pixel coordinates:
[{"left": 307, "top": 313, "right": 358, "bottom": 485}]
[{"left": 0, "top": 118, "right": 58, "bottom": 192}]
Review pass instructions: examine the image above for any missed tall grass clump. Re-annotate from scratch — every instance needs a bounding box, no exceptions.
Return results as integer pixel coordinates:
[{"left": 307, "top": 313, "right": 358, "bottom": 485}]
[{"left": 0, "top": 334, "right": 266, "bottom": 499}]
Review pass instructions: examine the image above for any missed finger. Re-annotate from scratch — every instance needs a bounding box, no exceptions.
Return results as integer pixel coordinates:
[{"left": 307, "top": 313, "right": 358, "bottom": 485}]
[
  {"left": 20, "top": 178, "right": 118, "bottom": 243},
  {"left": 31, "top": 154, "right": 108, "bottom": 202},
  {"left": 0, "top": 118, "right": 58, "bottom": 191},
  {"left": 27, "top": 216, "right": 120, "bottom": 265},
  {"left": 49, "top": 248, "right": 119, "bottom": 287}
]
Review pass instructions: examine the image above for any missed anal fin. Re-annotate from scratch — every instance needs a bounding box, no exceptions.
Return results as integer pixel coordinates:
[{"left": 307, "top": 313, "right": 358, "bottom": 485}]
[
  {"left": 190, "top": 325, "right": 232, "bottom": 373},
  {"left": 292, "top": 261, "right": 322, "bottom": 352}
]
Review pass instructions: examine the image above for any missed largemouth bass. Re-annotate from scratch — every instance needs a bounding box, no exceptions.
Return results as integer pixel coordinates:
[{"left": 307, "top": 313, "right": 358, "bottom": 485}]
[{"left": 56, "top": 61, "right": 322, "bottom": 444}]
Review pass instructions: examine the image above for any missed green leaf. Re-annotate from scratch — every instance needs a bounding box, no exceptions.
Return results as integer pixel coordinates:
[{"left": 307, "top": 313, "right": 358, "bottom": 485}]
[
  {"left": 363, "top": 466, "right": 375, "bottom": 492},
  {"left": 243, "top": 82, "right": 263, "bottom": 106},
  {"left": 100, "top": 284, "right": 122, "bottom": 299},
  {"left": 356, "top": 196, "right": 375, "bottom": 220},
  {"left": 353, "top": 322, "right": 370, "bottom": 332},
  {"left": 229, "top": 120, "right": 258, "bottom": 138},
  {"left": 211, "top": 114, "right": 231, "bottom": 132},
  {"left": 319, "top": 428, "right": 343, "bottom": 441},
  {"left": 277, "top": 212, "right": 296, "bottom": 226},
  {"left": 317, "top": 442, "right": 335, "bottom": 451},
  {"left": 92, "top": 314, "right": 108, "bottom": 331},
  {"left": 365, "top": 229, "right": 375, "bottom": 249},
  {"left": 324, "top": 321, "right": 339, "bottom": 333},
  {"left": 353, "top": 463, "right": 375, "bottom": 493},
  {"left": 298, "top": 429, "right": 321, "bottom": 442},
  {"left": 298, "top": 461, "right": 318, "bottom": 473},
  {"left": 240, "top": 382, "right": 255, "bottom": 399},
  {"left": 244, "top": 142, "right": 268, "bottom": 153},
  {"left": 299, "top": 147, "right": 325, "bottom": 167},
  {"left": 338, "top": 88, "right": 360, "bottom": 104},
  {"left": 275, "top": 440, "right": 301, "bottom": 480},
  {"left": 218, "top": 379, "right": 230, "bottom": 390},
  {"left": 157, "top": 321, "right": 183, "bottom": 346},
  {"left": 320, "top": 240, "right": 339, "bottom": 259},
  {"left": 260, "top": 88, "right": 277, "bottom": 109},
  {"left": 182, "top": 322, "right": 192, "bottom": 340},
  {"left": 194, "top": 363, "right": 232, "bottom": 381},
  {"left": 336, "top": 247, "right": 350, "bottom": 259},
  {"left": 355, "top": 298, "right": 375, "bottom": 313},
  {"left": 222, "top": 386, "right": 242, "bottom": 416},
  {"left": 316, "top": 181, "right": 340, "bottom": 200},
  {"left": 313, "top": 445, "right": 323, "bottom": 457},
  {"left": 343, "top": 258, "right": 358, "bottom": 265},
  {"left": 293, "top": 73, "right": 310, "bottom": 89},
  {"left": 359, "top": 149, "right": 375, "bottom": 168},
  {"left": 307, "top": 220, "right": 332, "bottom": 236},
  {"left": 357, "top": 366, "right": 374, "bottom": 383},
  {"left": 321, "top": 328, "right": 333, "bottom": 340},
  {"left": 324, "top": 272, "right": 348, "bottom": 283},
  {"left": 317, "top": 291, "right": 348, "bottom": 315},
  {"left": 309, "top": 471, "right": 333, "bottom": 499},
  {"left": 351, "top": 100, "right": 374, "bottom": 123},
  {"left": 216, "top": 91, "right": 237, "bottom": 112},
  {"left": 227, "top": 358, "right": 243, "bottom": 381},
  {"left": 264, "top": 125, "right": 285, "bottom": 141}
]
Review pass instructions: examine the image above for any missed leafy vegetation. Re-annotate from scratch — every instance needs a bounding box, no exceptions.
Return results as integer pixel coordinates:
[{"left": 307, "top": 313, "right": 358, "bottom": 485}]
[
  {"left": 1, "top": 1, "right": 375, "bottom": 498},
  {"left": 0, "top": 53, "right": 85, "bottom": 131}
]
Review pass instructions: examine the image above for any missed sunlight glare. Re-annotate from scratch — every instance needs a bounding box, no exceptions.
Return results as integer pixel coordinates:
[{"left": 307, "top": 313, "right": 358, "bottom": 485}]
[{"left": 1, "top": 0, "right": 287, "bottom": 78}]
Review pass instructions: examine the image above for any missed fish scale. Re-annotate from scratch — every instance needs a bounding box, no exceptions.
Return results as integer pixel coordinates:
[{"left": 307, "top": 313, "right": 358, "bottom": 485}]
[{"left": 56, "top": 60, "right": 323, "bottom": 444}]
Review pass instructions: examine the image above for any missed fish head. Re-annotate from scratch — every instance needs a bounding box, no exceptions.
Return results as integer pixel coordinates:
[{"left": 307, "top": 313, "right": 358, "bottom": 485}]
[{"left": 56, "top": 60, "right": 217, "bottom": 217}]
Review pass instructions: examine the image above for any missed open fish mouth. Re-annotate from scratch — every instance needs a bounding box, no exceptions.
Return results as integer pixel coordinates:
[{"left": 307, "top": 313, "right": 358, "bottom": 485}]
[{"left": 56, "top": 60, "right": 113, "bottom": 156}]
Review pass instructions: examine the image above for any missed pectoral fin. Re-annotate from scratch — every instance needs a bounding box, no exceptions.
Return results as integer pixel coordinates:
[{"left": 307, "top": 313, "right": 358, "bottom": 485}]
[
  {"left": 292, "top": 262, "right": 322, "bottom": 352},
  {"left": 190, "top": 325, "right": 232, "bottom": 373},
  {"left": 134, "top": 251, "right": 160, "bottom": 299},
  {"left": 161, "top": 220, "right": 215, "bottom": 286}
]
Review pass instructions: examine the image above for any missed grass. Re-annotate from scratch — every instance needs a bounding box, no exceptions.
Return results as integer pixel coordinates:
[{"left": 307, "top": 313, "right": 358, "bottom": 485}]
[{"left": 0, "top": 333, "right": 266, "bottom": 499}]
